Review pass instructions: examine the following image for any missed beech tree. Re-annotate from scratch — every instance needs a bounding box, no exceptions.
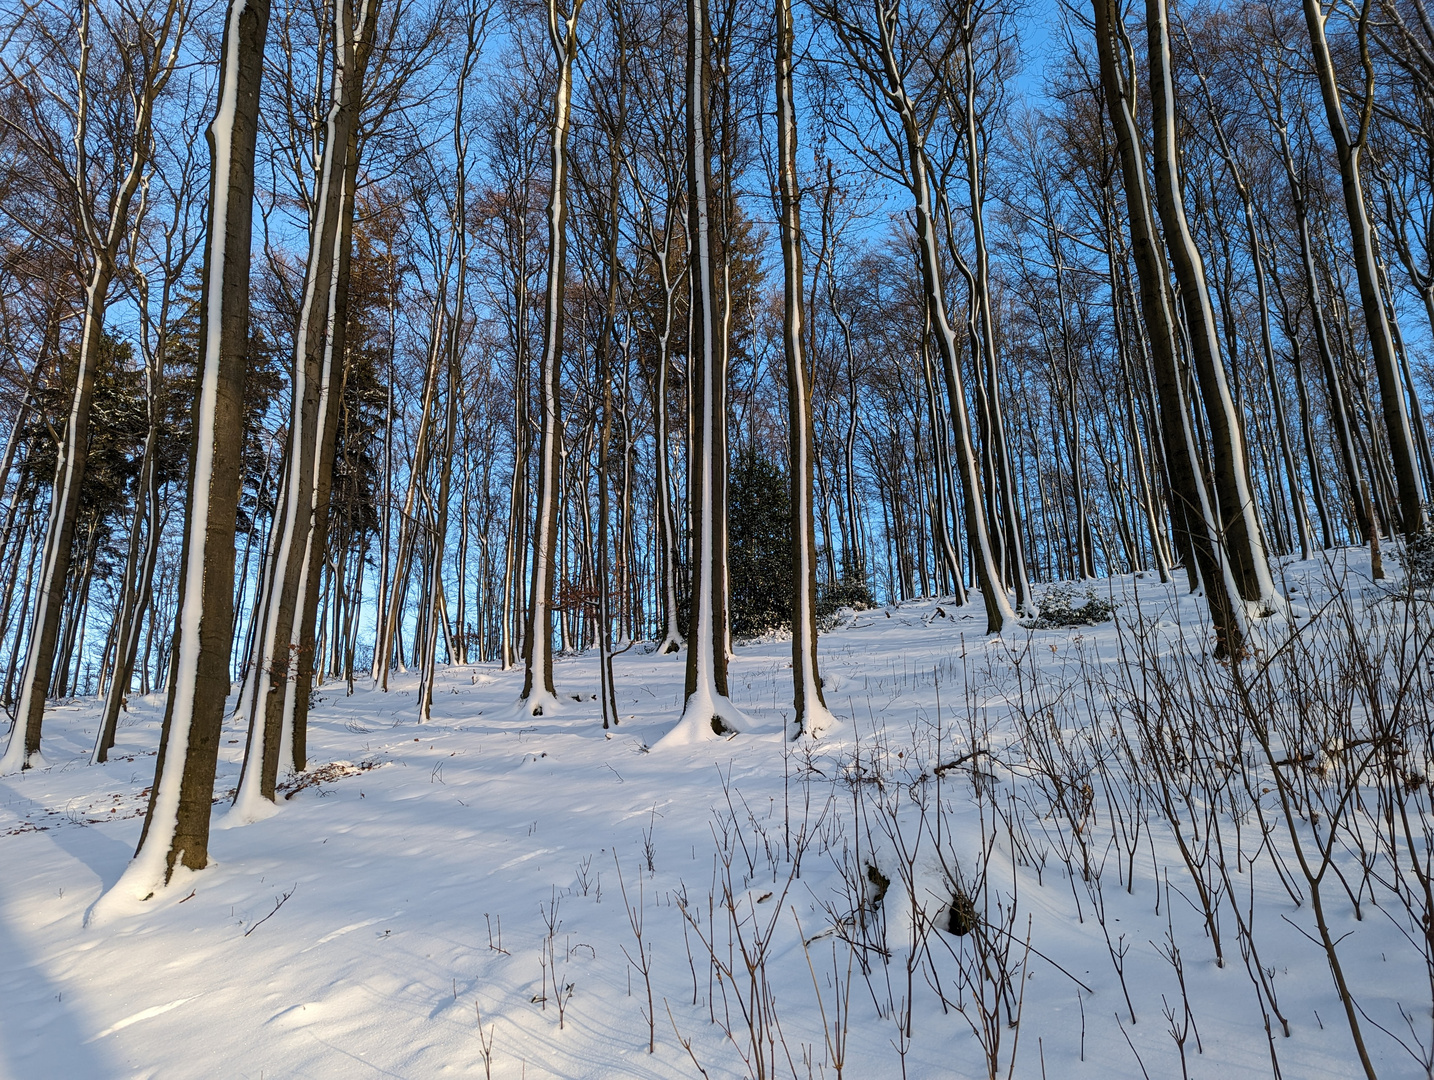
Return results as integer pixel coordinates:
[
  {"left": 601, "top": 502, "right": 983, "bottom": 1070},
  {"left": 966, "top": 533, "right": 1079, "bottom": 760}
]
[
  {"left": 670, "top": 0, "right": 745, "bottom": 739},
  {"left": 1304, "top": 0, "right": 1428, "bottom": 537},
  {"left": 775, "top": 0, "right": 834, "bottom": 736},
  {"left": 516, "top": 0, "right": 583, "bottom": 717},
  {"left": 100, "top": 0, "right": 270, "bottom": 901}
]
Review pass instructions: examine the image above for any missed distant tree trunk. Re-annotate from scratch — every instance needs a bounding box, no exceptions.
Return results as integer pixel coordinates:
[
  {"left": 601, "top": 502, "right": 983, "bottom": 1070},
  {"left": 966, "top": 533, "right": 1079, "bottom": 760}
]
[
  {"left": 920, "top": 319, "right": 965, "bottom": 602},
  {"left": 373, "top": 292, "right": 446, "bottom": 689},
  {"left": 1198, "top": 106, "right": 1311, "bottom": 560},
  {"left": 594, "top": 2, "right": 628, "bottom": 731},
  {"left": 1273, "top": 116, "right": 1372, "bottom": 544},
  {"left": 106, "top": 0, "right": 268, "bottom": 900},
  {"left": 369, "top": 255, "right": 399, "bottom": 680},
  {"left": 96, "top": 185, "right": 198, "bottom": 761},
  {"left": 646, "top": 191, "right": 685, "bottom": 655},
  {"left": 419, "top": 2, "right": 485, "bottom": 720}
]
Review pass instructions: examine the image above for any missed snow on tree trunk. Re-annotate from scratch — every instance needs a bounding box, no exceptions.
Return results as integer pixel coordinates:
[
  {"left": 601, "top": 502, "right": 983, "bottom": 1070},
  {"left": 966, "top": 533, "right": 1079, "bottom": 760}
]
[
  {"left": 664, "top": 0, "right": 746, "bottom": 745},
  {"left": 1303, "top": 0, "right": 1429, "bottom": 537},
  {"left": 232, "top": 0, "right": 376, "bottom": 816},
  {"left": 1092, "top": 0, "right": 1247, "bottom": 658},
  {"left": 95, "top": 0, "right": 269, "bottom": 912},
  {"left": 957, "top": 24, "right": 1033, "bottom": 615},
  {"left": 517, "top": 0, "right": 583, "bottom": 718},
  {"left": 1146, "top": 0, "right": 1278, "bottom": 610},
  {"left": 776, "top": 0, "right": 836, "bottom": 739}
]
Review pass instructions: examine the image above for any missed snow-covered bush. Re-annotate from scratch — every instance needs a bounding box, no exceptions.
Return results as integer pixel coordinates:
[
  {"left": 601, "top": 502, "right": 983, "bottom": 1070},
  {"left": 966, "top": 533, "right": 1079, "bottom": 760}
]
[{"left": 1023, "top": 583, "right": 1117, "bottom": 628}]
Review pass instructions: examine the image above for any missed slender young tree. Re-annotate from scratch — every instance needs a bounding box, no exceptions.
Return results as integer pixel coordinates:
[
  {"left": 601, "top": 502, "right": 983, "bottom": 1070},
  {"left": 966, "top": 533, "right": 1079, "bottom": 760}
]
[
  {"left": 420, "top": 0, "right": 488, "bottom": 721},
  {"left": 625, "top": 22, "right": 688, "bottom": 654},
  {"left": 99, "top": 0, "right": 269, "bottom": 905},
  {"left": 670, "top": 0, "right": 744, "bottom": 739},
  {"left": 588, "top": 0, "right": 630, "bottom": 731},
  {"left": 818, "top": 0, "right": 1018, "bottom": 633},
  {"left": 776, "top": 0, "right": 836, "bottom": 737},
  {"left": 950, "top": 0, "right": 1033, "bottom": 613},
  {"left": 518, "top": 0, "right": 584, "bottom": 716}
]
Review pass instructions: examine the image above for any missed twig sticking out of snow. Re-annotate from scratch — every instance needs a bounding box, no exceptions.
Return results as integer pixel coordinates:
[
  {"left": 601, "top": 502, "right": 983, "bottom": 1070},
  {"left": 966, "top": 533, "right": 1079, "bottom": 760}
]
[{"left": 243, "top": 884, "right": 296, "bottom": 937}]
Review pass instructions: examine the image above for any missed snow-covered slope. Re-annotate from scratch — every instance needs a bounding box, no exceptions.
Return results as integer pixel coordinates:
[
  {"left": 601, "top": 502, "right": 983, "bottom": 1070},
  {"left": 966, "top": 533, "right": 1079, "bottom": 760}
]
[{"left": 2, "top": 549, "right": 1428, "bottom": 1079}]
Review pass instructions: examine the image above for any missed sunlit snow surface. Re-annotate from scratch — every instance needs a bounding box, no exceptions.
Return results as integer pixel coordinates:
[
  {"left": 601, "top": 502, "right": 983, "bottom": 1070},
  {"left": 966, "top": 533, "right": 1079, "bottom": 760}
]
[{"left": 1, "top": 548, "right": 1424, "bottom": 1078}]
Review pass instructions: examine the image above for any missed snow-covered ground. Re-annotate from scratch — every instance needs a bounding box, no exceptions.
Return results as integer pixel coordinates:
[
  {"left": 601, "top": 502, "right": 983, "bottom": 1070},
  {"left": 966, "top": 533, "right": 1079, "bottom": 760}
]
[{"left": 3, "top": 549, "right": 1431, "bottom": 1079}]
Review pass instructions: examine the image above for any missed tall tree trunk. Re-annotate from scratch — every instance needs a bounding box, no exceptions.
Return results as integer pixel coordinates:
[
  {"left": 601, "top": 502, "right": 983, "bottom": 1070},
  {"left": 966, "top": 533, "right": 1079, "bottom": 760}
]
[
  {"left": 1304, "top": 0, "right": 1428, "bottom": 536},
  {"left": 822, "top": 1, "right": 1016, "bottom": 631},
  {"left": 1146, "top": 0, "right": 1275, "bottom": 606},
  {"left": 777, "top": 0, "right": 834, "bottom": 737},
  {"left": 234, "top": 0, "right": 375, "bottom": 812},
  {"left": 675, "top": 0, "right": 741, "bottom": 737},
  {"left": 419, "top": 4, "right": 484, "bottom": 719},
  {"left": 1093, "top": 0, "right": 1245, "bottom": 656},
  {"left": 103, "top": 0, "right": 268, "bottom": 902},
  {"left": 595, "top": 2, "right": 627, "bottom": 731},
  {"left": 518, "top": 0, "right": 583, "bottom": 715},
  {"left": 958, "top": 18, "right": 1032, "bottom": 611}
]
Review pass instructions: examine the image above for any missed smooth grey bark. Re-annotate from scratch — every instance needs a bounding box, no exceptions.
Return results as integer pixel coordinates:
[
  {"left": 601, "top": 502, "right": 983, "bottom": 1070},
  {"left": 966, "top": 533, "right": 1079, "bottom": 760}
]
[{"left": 678, "top": 0, "right": 740, "bottom": 732}]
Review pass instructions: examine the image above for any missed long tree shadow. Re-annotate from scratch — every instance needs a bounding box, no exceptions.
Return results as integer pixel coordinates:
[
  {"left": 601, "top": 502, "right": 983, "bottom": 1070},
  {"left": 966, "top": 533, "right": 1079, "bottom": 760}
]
[
  {"left": 0, "top": 802, "right": 124, "bottom": 1078},
  {"left": 0, "top": 781, "right": 138, "bottom": 896},
  {"left": 0, "top": 906, "right": 121, "bottom": 1077}
]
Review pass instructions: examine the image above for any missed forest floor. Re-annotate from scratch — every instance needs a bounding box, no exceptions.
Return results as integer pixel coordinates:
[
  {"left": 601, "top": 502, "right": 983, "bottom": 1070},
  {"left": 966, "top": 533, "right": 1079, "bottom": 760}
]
[{"left": 2, "top": 547, "right": 1432, "bottom": 1079}]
